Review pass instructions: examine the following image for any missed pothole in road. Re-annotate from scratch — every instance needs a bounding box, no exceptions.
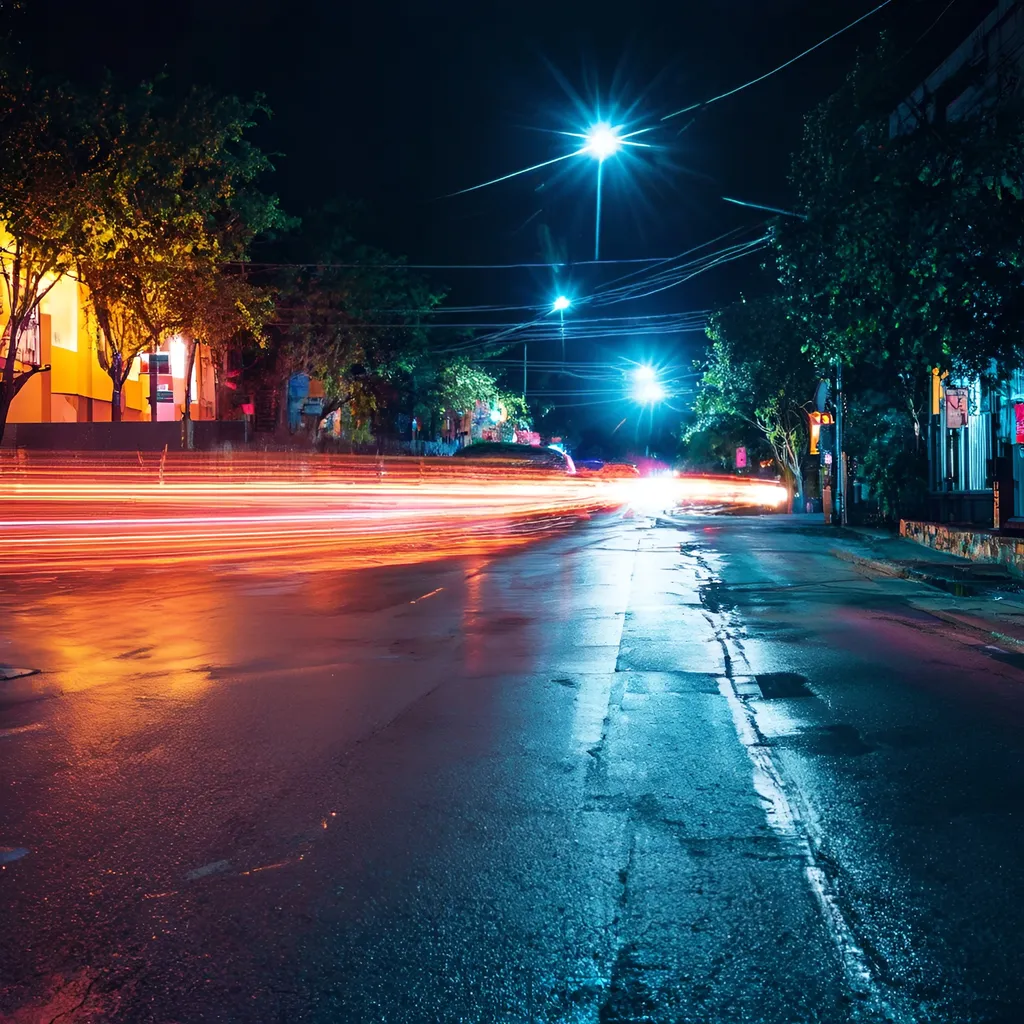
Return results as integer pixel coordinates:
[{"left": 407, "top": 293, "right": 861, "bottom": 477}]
[
  {"left": 698, "top": 583, "right": 735, "bottom": 613},
  {"left": 755, "top": 672, "right": 813, "bottom": 699}
]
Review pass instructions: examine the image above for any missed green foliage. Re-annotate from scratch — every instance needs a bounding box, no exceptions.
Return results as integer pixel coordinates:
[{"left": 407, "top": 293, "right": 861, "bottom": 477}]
[
  {"left": 275, "top": 210, "right": 528, "bottom": 440},
  {"left": 0, "top": 61, "right": 112, "bottom": 429},
  {"left": 779, "top": 44, "right": 1024, "bottom": 385},
  {"left": 692, "top": 292, "right": 819, "bottom": 498},
  {"left": 74, "top": 80, "right": 287, "bottom": 416},
  {"left": 847, "top": 396, "right": 928, "bottom": 522},
  {"left": 416, "top": 359, "right": 529, "bottom": 437},
  {"left": 278, "top": 214, "right": 445, "bottom": 419},
  {"left": 432, "top": 359, "right": 507, "bottom": 415},
  {"left": 767, "top": 42, "right": 1024, "bottom": 518}
]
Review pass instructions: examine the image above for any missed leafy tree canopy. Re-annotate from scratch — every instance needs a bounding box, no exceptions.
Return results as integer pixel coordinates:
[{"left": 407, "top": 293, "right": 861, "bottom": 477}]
[
  {"left": 693, "top": 291, "right": 820, "bottom": 500},
  {"left": 777, "top": 43, "right": 1024, "bottom": 390}
]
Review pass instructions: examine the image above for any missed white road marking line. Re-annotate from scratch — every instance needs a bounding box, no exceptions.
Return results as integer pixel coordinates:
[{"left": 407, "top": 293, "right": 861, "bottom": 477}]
[
  {"left": 410, "top": 587, "right": 444, "bottom": 604},
  {"left": 716, "top": 634, "right": 907, "bottom": 1023}
]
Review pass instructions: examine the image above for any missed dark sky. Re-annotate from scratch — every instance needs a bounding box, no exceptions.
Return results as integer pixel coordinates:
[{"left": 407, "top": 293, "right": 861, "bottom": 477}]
[{"left": 9, "top": 0, "right": 995, "bottom": 441}]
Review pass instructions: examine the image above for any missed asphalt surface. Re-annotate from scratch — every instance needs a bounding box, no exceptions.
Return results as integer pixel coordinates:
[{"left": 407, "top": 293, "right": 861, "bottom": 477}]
[{"left": 3, "top": 512, "right": 1024, "bottom": 1022}]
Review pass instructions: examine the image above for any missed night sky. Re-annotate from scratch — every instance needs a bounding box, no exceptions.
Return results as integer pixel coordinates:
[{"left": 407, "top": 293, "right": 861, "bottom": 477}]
[{"left": 9, "top": 0, "right": 993, "bottom": 442}]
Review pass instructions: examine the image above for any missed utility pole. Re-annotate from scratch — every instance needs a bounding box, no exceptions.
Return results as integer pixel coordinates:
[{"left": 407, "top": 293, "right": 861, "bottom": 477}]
[
  {"left": 523, "top": 342, "right": 527, "bottom": 400},
  {"left": 835, "top": 360, "right": 846, "bottom": 525},
  {"left": 149, "top": 350, "right": 159, "bottom": 423}
]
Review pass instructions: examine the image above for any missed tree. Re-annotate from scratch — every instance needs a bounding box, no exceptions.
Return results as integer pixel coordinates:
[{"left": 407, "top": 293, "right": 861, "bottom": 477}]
[
  {"left": 274, "top": 215, "right": 446, "bottom": 440},
  {"left": 774, "top": 44, "right": 1024, "bottom": 518},
  {"left": 692, "top": 294, "right": 819, "bottom": 506},
  {"left": 422, "top": 358, "right": 528, "bottom": 440},
  {"left": 779, "top": 51, "right": 1024, "bottom": 387},
  {"left": 0, "top": 64, "right": 109, "bottom": 439},
  {"left": 74, "top": 81, "right": 286, "bottom": 421},
  {"left": 181, "top": 271, "right": 274, "bottom": 432}
]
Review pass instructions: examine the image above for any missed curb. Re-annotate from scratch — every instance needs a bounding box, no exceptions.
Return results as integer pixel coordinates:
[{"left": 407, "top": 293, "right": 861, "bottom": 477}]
[
  {"left": 829, "top": 548, "right": 987, "bottom": 597},
  {"left": 918, "top": 608, "right": 1024, "bottom": 651},
  {"left": 830, "top": 549, "right": 1024, "bottom": 648}
]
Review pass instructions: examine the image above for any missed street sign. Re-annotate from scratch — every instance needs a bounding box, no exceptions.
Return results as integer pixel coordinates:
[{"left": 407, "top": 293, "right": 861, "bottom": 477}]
[
  {"left": 946, "top": 388, "right": 969, "bottom": 428},
  {"left": 1015, "top": 403, "right": 1024, "bottom": 445},
  {"left": 735, "top": 446, "right": 747, "bottom": 469}
]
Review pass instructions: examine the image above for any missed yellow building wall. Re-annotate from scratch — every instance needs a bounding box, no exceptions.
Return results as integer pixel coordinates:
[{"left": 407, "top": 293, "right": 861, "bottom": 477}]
[{"left": 3, "top": 228, "right": 212, "bottom": 424}]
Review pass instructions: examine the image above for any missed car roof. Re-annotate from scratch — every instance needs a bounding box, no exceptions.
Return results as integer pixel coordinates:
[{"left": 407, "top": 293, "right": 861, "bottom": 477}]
[{"left": 454, "top": 443, "right": 565, "bottom": 460}]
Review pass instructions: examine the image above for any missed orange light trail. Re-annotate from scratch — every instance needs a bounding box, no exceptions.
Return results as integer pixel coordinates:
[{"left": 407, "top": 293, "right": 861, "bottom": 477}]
[
  {"left": 0, "top": 452, "right": 622, "bottom": 575},
  {"left": 0, "top": 454, "right": 785, "bottom": 575}
]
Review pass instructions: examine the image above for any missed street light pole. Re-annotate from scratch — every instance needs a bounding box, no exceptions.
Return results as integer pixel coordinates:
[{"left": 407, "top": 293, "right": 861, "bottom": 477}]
[
  {"left": 552, "top": 295, "right": 571, "bottom": 366},
  {"left": 835, "top": 360, "right": 845, "bottom": 525},
  {"left": 583, "top": 123, "right": 622, "bottom": 262}
]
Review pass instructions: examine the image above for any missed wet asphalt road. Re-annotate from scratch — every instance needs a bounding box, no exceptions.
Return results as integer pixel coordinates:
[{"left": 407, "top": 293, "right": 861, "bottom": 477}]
[{"left": 3, "top": 512, "right": 1024, "bottom": 1023}]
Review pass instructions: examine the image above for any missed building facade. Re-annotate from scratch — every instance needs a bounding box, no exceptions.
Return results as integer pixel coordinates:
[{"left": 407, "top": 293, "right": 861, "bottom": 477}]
[{"left": 3, "top": 260, "right": 217, "bottom": 428}]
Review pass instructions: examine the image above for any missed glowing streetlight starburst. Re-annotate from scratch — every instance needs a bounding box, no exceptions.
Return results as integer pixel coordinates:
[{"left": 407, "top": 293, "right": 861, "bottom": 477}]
[
  {"left": 582, "top": 123, "right": 621, "bottom": 161},
  {"left": 631, "top": 366, "right": 666, "bottom": 404},
  {"left": 446, "top": 118, "right": 654, "bottom": 197},
  {"left": 561, "top": 121, "right": 652, "bottom": 160},
  {"left": 445, "top": 109, "right": 656, "bottom": 261},
  {"left": 552, "top": 295, "right": 571, "bottom": 312}
]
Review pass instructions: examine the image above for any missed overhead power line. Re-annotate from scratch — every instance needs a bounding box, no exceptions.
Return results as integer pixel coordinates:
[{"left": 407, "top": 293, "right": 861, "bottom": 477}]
[
  {"left": 662, "top": 0, "right": 896, "bottom": 121},
  {"left": 237, "top": 255, "right": 678, "bottom": 271}
]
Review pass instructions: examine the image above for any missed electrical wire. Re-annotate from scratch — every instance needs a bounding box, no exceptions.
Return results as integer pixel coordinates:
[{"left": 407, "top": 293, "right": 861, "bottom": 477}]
[
  {"left": 662, "top": 0, "right": 896, "bottom": 121},
  {"left": 236, "top": 255, "right": 679, "bottom": 271}
]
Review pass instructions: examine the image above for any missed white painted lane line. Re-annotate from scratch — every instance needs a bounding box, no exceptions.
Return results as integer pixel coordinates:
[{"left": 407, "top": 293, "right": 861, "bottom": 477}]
[{"left": 716, "top": 634, "right": 907, "bottom": 1024}]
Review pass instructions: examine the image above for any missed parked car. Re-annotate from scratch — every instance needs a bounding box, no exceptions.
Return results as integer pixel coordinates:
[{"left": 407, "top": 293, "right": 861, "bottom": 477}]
[{"left": 452, "top": 442, "right": 576, "bottom": 474}]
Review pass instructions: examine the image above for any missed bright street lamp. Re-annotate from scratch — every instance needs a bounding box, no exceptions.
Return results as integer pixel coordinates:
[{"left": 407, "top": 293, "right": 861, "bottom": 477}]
[
  {"left": 583, "top": 122, "right": 622, "bottom": 162},
  {"left": 635, "top": 380, "right": 667, "bottom": 404},
  {"left": 551, "top": 295, "right": 572, "bottom": 361},
  {"left": 631, "top": 367, "right": 666, "bottom": 404},
  {"left": 449, "top": 113, "right": 652, "bottom": 263}
]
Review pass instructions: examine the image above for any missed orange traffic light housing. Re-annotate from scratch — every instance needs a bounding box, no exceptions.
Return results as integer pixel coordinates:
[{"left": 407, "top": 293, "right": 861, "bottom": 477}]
[{"left": 809, "top": 411, "right": 834, "bottom": 455}]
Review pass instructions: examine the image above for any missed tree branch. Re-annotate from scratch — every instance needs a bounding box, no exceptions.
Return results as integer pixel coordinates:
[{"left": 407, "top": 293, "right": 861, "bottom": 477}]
[{"left": 11, "top": 364, "right": 51, "bottom": 398}]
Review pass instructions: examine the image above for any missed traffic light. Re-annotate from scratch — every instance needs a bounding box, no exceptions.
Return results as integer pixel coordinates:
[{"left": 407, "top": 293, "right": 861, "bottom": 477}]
[{"left": 809, "top": 411, "right": 834, "bottom": 455}]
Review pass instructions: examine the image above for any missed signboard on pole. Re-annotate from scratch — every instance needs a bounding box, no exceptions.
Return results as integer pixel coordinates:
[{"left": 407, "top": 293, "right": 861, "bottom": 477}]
[
  {"left": 1015, "top": 403, "right": 1024, "bottom": 445},
  {"left": 735, "top": 446, "right": 747, "bottom": 469},
  {"left": 945, "top": 388, "right": 969, "bottom": 428}
]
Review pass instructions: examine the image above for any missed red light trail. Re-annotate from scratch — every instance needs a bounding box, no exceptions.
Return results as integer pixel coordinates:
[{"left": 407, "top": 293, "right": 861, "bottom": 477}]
[{"left": 0, "top": 453, "right": 785, "bottom": 575}]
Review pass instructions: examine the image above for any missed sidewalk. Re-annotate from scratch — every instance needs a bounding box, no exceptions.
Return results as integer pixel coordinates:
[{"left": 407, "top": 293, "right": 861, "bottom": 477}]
[{"left": 818, "top": 517, "right": 1024, "bottom": 649}]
